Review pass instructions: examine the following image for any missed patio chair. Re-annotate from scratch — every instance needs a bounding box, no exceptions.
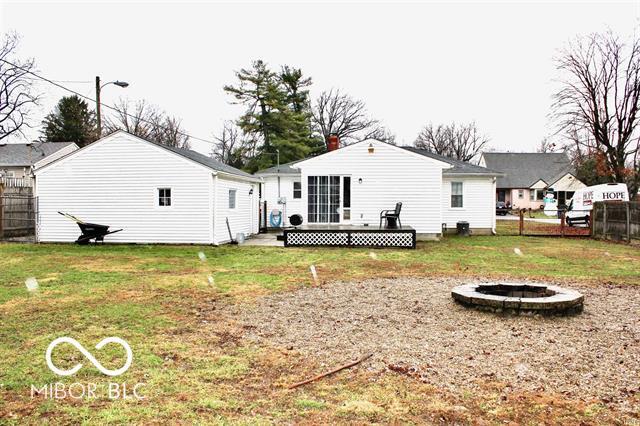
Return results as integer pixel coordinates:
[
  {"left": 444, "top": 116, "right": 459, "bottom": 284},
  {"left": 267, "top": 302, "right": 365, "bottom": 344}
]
[{"left": 379, "top": 202, "right": 402, "bottom": 229}]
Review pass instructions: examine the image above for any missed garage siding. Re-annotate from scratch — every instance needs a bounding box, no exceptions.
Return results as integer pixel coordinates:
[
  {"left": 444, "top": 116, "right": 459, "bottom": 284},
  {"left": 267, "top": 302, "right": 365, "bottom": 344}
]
[
  {"left": 214, "top": 176, "right": 258, "bottom": 244},
  {"left": 36, "top": 133, "right": 214, "bottom": 244}
]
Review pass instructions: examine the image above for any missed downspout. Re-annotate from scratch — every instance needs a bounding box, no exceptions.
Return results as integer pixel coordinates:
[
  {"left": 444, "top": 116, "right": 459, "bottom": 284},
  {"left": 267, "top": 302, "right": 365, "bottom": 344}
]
[
  {"left": 212, "top": 173, "right": 218, "bottom": 245},
  {"left": 491, "top": 176, "right": 497, "bottom": 235}
]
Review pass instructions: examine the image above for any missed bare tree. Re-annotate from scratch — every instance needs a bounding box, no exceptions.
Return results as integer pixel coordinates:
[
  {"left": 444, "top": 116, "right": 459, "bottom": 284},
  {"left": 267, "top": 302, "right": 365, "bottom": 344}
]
[
  {"left": 105, "top": 98, "right": 190, "bottom": 149},
  {"left": 414, "top": 122, "right": 489, "bottom": 161},
  {"left": 362, "top": 126, "right": 396, "bottom": 144},
  {"left": 104, "top": 99, "right": 158, "bottom": 139},
  {"left": 211, "top": 121, "right": 252, "bottom": 168},
  {"left": 311, "top": 89, "right": 390, "bottom": 147},
  {"left": 151, "top": 115, "right": 190, "bottom": 149},
  {"left": 0, "top": 32, "right": 40, "bottom": 141},
  {"left": 552, "top": 31, "right": 640, "bottom": 195},
  {"left": 537, "top": 137, "right": 559, "bottom": 153}
]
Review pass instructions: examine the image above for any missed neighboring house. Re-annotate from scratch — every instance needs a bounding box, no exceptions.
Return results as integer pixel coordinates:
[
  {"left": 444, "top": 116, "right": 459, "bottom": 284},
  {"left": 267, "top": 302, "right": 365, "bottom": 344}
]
[
  {"left": 0, "top": 141, "right": 78, "bottom": 186},
  {"left": 256, "top": 140, "right": 503, "bottom": 238},
  {"left": 35, "top": 131, "right": 260, "bottom": 244},
  {"left": 479, "top": 152, "right": 586, "bottom": 209}
]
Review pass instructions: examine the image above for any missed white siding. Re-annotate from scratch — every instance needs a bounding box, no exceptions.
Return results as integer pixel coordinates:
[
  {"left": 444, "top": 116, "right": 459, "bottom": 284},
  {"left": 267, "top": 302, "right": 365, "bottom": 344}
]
[
  {"left": 441, "top": 177, "right": 495, "bottom": 230},
  {"left": 214, "top": 176, "right": 258, "bottom": 244},
  {"left": 36, "top": 133, "right": 214, "bottom": 244},
  {"left": 260, "top": 175, "right": 303, "bottom": 226},
  {"left": 297, "top": 141, "right": 447, "bottom": 235}
]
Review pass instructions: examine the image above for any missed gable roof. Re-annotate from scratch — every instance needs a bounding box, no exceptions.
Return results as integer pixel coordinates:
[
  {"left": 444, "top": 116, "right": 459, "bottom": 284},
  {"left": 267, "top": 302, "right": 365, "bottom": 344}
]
[
  {"left": 481, "top": 152, "right": 575, "bottom": 188},
  {"left": 156, "top": 141, "right": 255, "bottom": 179},
  {"left": 402, "top": 147, "right": 503, "bottom": 176},
  {"left": 253, "top": 142, "right": 502, "bottom": 177},
  {"left": 0, "top": 142, "right": 77, "bottom": 167},
  {"left": 35, "top": 131, "right": 256, "bottom": 180}
]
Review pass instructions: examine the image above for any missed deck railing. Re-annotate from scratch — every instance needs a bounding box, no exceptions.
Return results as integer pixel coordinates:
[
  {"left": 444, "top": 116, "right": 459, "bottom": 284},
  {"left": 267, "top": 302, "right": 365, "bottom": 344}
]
[{"left": 0, "top": 176, "right": 32, "bottom": 188}]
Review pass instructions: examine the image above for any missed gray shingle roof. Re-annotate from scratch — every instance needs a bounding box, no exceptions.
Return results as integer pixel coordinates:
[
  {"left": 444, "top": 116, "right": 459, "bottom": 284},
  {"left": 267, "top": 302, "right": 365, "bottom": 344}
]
[
  {"left": 157, "top": 143, "right": 256, "bottom": 179},
  {"left": 0, "top": 142, "right": 76, "bottom": 166},
  {"left": 253, "top": 147, "right": 501, "bottom": 177},
  {"left": 254, "top": 161, "right": 300, "bottom": 175},
  {"left": 481, "top": 152, "right": 574, "bottom": 188},
  {"left": 402, "top": 147, "right": 503, "bottom": 175}
]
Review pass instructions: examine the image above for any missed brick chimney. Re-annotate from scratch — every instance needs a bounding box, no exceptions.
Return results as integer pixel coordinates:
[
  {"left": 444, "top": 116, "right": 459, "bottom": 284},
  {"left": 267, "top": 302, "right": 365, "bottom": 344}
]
[{"left": 327, "top": 134, "right": 339, "bottom": 152}]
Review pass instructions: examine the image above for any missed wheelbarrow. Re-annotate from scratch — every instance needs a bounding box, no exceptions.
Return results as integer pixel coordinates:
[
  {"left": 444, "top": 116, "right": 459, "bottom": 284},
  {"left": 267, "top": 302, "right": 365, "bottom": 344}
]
[{"left": 58, "top": 212, "right": 123, "bottom": 245}]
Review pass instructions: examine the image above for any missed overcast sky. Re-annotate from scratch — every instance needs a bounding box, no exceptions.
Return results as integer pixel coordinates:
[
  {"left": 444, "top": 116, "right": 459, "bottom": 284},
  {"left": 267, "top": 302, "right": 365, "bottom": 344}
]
[{"left": 2, "top": 1, "right": 639, "bottom": 155}]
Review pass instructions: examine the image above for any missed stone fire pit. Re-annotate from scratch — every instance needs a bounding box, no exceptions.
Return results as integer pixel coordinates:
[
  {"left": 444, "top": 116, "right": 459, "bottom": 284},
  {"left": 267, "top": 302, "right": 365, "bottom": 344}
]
[{"left": 451, "top": 282, "right": 584, "bottom": 315}]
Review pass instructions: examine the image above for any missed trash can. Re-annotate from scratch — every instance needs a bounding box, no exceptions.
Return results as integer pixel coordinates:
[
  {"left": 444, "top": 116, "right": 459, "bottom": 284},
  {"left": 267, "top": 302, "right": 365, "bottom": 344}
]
[{"left": 456, "top": 221, "right": 470, "bottom": 236}]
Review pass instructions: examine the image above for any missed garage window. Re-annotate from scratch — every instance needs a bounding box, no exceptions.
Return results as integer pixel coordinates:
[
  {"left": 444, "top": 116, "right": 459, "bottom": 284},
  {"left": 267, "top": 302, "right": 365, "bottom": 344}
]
[
  {"left": 451, "top": 182, "right": 463, "bottom": 208},
  {"left": 229, "top": 189, "right": 237, "bottom": 209},
  {"left": 158, "top": 188, "right": 171, "bottom": 207}
]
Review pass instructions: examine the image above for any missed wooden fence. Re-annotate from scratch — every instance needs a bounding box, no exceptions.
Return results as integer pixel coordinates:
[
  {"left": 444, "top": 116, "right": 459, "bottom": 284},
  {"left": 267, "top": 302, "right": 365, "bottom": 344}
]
[
  {"left": 592, "top": 201, "right": 639, "bottom": 243},
  {"left": 0, "top": 185, "right": 37, "bottom": 239}
]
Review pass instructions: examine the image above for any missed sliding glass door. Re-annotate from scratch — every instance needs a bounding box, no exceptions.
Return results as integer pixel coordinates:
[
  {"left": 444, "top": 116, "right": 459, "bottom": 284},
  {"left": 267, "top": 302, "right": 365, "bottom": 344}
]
[{"left": 308, "top": 176, "right": 341, "bottom": 223}]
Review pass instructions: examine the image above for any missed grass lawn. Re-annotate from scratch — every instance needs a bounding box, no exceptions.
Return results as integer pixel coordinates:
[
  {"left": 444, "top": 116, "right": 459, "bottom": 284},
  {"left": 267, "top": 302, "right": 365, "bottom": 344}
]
[{"left": 1, "top": 229, "right": 639, "bottom": 424}]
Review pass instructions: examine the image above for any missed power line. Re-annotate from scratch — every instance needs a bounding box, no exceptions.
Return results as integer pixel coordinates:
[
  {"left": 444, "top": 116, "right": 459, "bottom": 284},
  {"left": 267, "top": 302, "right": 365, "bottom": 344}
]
[{"left": 1, "top": 58, "right": 218, "bottom": 146}]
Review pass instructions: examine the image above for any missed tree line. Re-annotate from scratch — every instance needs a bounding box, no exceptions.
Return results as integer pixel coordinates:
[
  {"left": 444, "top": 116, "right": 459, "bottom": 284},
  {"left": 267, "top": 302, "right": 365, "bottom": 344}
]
[{"left": 1, "top": 30, "right": 639, "bottom": 195}]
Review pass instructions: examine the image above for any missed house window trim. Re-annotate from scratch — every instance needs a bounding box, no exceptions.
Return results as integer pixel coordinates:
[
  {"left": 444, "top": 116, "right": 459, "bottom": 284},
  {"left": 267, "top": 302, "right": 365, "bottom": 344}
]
[
  {"left": 518, "top": 189, "right": 524, "bottom": 199},
  {"left": 228, "top": 189, "right": 237, "bottom": 209},
  {"left": 450, "top": 181, "right": 464, "bottom": 209},
  {"left": 293, "top": 181, "right": 302, "bottom": 199},
  {"left": 157, "top": 187, "right": 172, "bottom": 208}
]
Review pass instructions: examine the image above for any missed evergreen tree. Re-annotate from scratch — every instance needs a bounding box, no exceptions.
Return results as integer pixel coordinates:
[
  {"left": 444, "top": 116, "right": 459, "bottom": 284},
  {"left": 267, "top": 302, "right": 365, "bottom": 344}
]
[
  {"left": 224, "top": 60, "right": 321, "bottom": 172},
  {"left": 41, "top": 95, "right": 96, "bottom": 147}
]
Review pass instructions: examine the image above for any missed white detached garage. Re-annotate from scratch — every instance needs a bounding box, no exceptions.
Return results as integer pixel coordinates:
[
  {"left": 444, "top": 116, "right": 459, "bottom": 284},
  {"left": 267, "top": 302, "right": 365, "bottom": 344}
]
[{"left": 35, "top": 131, "right": 260, "bottom": 245}]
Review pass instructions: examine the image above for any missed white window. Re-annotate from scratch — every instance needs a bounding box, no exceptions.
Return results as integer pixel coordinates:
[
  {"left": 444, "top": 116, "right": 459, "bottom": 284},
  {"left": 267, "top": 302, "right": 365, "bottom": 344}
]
[
  {"left": 228, "top": 189, "right": 237, "bottom": 209},
  {"left": 158, "top": 188, "right": 171, "bottom": 207},
  {"left": 293, "top": 181, "right": 301, "bottom": 199},
  {"left": 529, "top": 190, "right": 535, "bottom": 201},
  {"left": 451, "top": 182, "right": 463, "bottom": 208},
  {"left": 518, "top": 189, "right": 524, "bottom": 199}
]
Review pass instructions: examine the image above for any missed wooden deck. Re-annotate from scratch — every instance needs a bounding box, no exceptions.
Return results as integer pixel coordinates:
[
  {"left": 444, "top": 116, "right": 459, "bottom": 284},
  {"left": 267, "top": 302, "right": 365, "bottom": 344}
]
[{"left": 283, "top": 225, "right": 416, "bottom": 248}]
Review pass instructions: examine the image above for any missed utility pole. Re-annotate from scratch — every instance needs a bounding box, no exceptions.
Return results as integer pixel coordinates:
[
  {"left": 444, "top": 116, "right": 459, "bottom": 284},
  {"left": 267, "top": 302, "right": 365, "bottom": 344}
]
[
  {"left": 95, "top": 76, "right": 129, "bottom": 139},
  {"left": 95, "top": 76, "right": 102, "bottom": 138}
]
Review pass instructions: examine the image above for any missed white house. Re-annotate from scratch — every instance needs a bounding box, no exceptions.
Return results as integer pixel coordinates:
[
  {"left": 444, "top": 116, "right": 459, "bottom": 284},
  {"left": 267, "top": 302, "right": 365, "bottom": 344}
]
[
  {"left": 34, "top": 131, "right": 260, "bottom": 245},
  {"left": 256, "top": 140, "right": 502, "bottom": 238}
]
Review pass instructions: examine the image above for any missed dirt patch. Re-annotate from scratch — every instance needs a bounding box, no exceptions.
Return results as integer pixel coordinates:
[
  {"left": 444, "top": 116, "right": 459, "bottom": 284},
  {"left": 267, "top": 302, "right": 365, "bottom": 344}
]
[{"left": 232, "top": 277, "right": 640, "bottom": 413}]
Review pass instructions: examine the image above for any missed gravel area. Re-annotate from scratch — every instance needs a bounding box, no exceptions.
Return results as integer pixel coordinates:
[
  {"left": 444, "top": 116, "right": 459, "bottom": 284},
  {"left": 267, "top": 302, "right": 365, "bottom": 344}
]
[{"left": 233, "top": 278, "right": 640, "bottom": 409}]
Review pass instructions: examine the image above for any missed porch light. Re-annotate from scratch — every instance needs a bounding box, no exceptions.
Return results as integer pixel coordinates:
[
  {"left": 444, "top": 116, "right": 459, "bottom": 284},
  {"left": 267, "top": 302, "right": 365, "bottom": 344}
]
[
  {"left": 249, "top": 188, "right": 254, "bottom": 195},
  {"left": 368, "top": 143, "right": 374, "bottom": 154},
  {"left": 358, "top": 178, "right": 363, "bottom": 184}
]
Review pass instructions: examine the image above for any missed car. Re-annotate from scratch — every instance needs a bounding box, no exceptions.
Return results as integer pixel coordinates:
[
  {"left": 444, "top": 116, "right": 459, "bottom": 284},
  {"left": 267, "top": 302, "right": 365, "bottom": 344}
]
[{"left": 496, "top": 201, "right": 509, "bottom": 216}]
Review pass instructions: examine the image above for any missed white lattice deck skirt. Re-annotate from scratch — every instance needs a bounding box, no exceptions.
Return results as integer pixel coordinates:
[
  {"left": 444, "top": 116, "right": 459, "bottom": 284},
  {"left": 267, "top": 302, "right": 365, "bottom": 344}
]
[{"left": 283, "top": 227, "right": 416, "bottom": 249}]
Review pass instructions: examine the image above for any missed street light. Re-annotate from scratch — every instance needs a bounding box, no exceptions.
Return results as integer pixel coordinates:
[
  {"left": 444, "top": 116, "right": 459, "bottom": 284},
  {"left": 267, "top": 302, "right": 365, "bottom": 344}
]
[{"left": 95, "top": 76, "right": 129, "bottom": 138}]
